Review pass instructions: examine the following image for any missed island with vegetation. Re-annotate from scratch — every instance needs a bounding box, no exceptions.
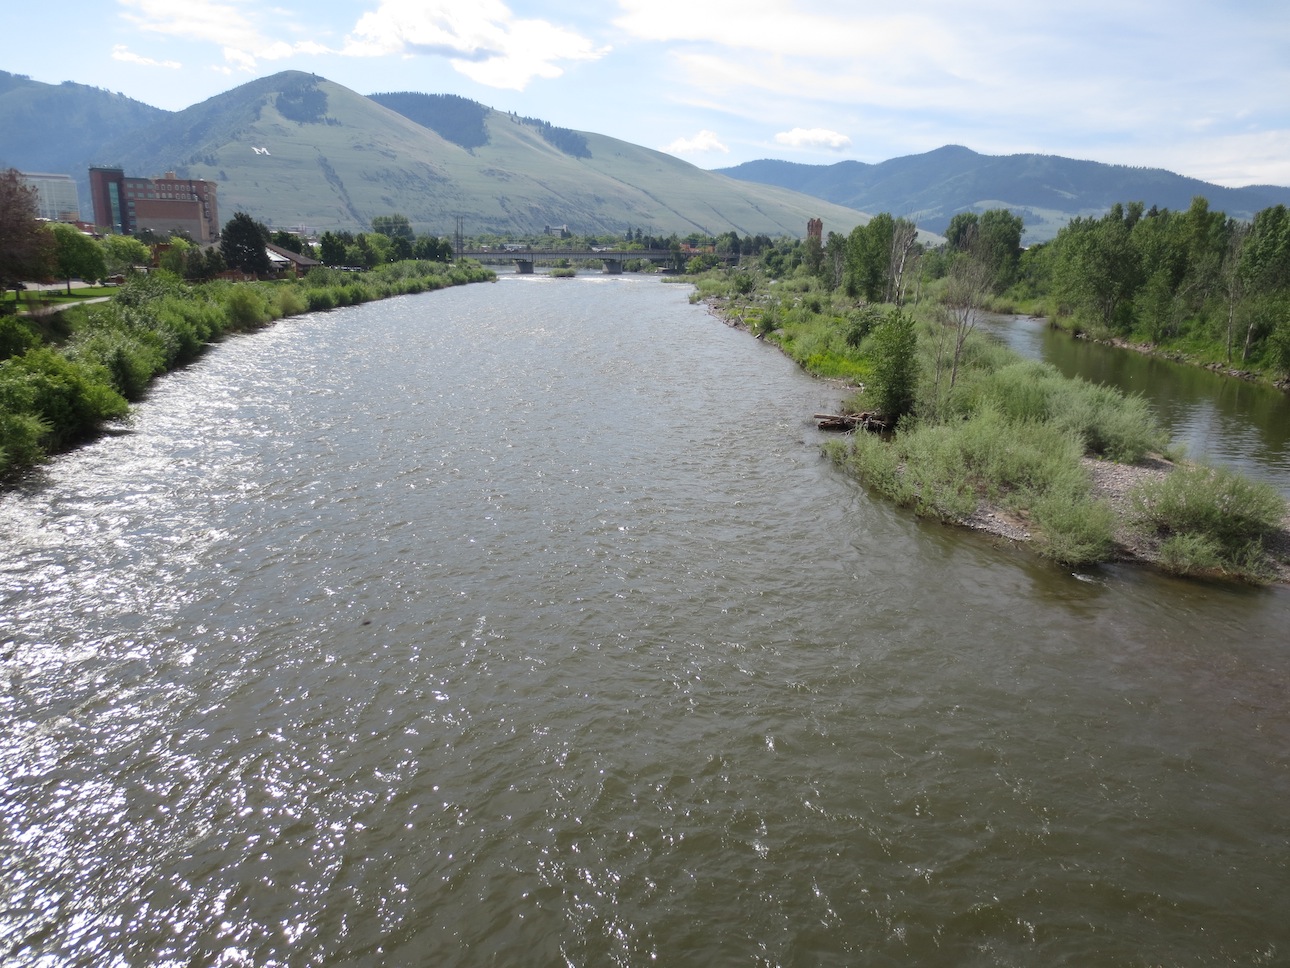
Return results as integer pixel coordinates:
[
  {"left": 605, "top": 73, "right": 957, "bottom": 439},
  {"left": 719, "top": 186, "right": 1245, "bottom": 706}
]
[{"left": 683, "top": 203, "right": 1290, "bottom": 585}]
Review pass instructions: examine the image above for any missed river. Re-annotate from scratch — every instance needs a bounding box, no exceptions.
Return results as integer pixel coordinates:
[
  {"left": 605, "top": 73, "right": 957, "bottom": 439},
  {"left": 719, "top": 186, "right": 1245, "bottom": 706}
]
[
  {"left": 2, "top": 275, "right": 1288, "bottom": 966},
  {"left": 981, "top": 313, "right": 1290, "bottom": 498}
]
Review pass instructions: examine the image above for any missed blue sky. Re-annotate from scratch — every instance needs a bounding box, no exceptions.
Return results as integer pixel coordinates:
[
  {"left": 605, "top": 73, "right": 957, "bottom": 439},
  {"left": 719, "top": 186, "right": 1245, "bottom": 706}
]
[{"left": 7, "top": 0, "right": 1290, "bottom": 186}]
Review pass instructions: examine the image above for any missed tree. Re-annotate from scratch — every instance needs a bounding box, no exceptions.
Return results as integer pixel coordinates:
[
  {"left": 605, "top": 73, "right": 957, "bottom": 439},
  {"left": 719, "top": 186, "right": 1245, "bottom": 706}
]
[
  {"left": 319, "top": 231, "right": 347, "bottom": 266},
  {"left": 0, "top": 168, "right": 54, "bottom": 302},
  {"left": 887, "top": 218, "right": 920, "bottom": 306},
  {"left": 101, "top": 234, "right": 151, "bottom": 277},
  {"left": 976, "top": 209, "right": 1024, "bottom": 290},
  {"left": 824, "top": 232, "right": 847, "bottom": 291},
  {"left": 845, "top": 218, "right": 886, "bottom": 301},
  {"left": 1051, "top": 208, "right": 1142, "bottom": 332},
  {"left": 414, "top": 235, "right": 452, "bottom": 261},
  {"left": 157, "top": 235, "right": 192, "bottom": 277},
  {"left": 869, "top": 309, "right": 918, "bottom": 421},
  {"left": 941, "top": 245, "right": 993, "bottom": 391},
  {"left": 371, "top": 214, "right": 414, "bottom": 241},
  {"left": 49, "top": 223, "right": 107, "bottom": 293},
  {"left": 270, "top": 230, "right": 313, "bottom": 258},
  {"left": 945, "top": 212, "right": 979, "bottom": 251},
  {"left": 220, "top": 212, "right": 270, "bottom": 277}
]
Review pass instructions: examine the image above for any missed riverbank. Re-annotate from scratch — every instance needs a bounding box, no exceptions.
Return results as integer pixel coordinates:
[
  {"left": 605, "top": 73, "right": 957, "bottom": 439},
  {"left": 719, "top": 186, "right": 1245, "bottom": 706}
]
[
  {"left": 702, "top": 290, "right": 1290, "bottom": 586},
  {"left": 0, "top": 261, "right": 496, "bottom": 482},
  {"left": 1044, "top": 317, "right": 1290, "bottom": 393},
  {"left": 965, "top": 455, "right": 1290, "bottom": 585}
]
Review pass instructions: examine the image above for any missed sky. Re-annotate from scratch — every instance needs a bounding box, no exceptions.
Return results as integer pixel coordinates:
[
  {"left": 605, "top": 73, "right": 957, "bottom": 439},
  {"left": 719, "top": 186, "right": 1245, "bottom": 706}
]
[{"left": 6, "top": 0, "right": 1290, "bottom": 186}]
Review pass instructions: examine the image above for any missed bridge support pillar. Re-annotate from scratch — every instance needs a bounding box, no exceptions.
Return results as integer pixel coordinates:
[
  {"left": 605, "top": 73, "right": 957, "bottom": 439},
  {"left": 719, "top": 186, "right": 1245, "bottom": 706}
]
[
  {"left": 601, "top": 258, "right": 623, "bottom": 275},
  {"left": 515, "top": 259, "right": 534, "bottom": 274}
]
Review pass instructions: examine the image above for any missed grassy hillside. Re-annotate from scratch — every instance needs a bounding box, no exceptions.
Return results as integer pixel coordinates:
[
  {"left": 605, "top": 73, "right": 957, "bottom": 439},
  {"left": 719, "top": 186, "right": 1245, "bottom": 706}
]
[
  {"left": 88, "top": 72, "right": 866, "bottom": 238},
  {"left": 0, "top": 70, "right": 166, "bottom": 183}
]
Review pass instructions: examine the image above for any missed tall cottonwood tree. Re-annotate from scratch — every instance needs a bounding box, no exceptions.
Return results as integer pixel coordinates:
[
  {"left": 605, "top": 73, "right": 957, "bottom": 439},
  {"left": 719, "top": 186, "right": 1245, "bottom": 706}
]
[{"left": 0, "top": 168, "right": 54, "bottom": 299}]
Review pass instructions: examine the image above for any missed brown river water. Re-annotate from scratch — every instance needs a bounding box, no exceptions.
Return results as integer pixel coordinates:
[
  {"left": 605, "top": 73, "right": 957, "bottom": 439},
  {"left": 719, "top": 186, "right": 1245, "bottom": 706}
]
[{"left": 2, "top": 275, "right": 1288, "bottom": 966}]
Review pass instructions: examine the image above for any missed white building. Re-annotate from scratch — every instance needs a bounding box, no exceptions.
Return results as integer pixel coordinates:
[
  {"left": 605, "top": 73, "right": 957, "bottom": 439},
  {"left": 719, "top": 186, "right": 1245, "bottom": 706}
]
[{"left": 20, "top": 172, "right": 81, "bottom": 222}]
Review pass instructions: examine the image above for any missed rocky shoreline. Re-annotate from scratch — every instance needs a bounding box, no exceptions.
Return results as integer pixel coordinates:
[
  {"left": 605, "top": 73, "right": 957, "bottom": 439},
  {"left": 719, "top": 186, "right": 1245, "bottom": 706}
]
[{"left": 963, "top": 454, "right": 1290, "bottom": 586}]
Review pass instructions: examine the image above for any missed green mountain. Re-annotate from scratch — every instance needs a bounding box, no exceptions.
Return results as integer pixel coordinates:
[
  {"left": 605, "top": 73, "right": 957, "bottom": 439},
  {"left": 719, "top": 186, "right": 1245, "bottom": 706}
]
[
  {"left": 717, "top": 146, "right": 1290, "bottom": 242},
  {"left": 3, "top": 70, "right": 866, "bottom": 238},
  {"left": 0, "top": 70, "right": 166, "bottom": 178}
]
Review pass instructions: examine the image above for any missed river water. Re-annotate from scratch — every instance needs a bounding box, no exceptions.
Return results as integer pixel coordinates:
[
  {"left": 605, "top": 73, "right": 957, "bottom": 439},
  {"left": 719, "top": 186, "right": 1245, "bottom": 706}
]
[
  {"left": 981, "top": 313, "right": 1290, "bottom": 498},
  {"left": 2, "top": 275, "right": 1288, "bottom": 967}
]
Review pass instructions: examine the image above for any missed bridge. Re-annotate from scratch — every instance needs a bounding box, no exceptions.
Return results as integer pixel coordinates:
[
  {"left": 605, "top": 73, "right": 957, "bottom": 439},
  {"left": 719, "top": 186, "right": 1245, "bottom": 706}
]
[{"left": 456, "top": 247, "right": 738, "bottom": 274}]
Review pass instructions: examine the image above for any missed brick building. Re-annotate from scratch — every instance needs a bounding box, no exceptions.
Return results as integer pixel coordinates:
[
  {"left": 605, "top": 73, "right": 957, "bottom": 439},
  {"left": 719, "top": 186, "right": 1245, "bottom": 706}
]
[{"left": 89, "top": 167, "right": 219, "bottom": 242}]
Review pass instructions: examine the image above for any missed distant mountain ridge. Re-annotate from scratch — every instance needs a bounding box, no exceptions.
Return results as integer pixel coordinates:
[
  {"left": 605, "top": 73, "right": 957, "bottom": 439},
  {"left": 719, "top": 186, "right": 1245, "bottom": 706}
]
[
  {"left": 0, "top": 70, "right": 866, "bottom": 239},
  {"left": 716, "top": 146, "right": 1290, "bottom": 242},
  {"left": 0, "top": 70, "right": 166, "bottom": 177},
  {"left": 6, "top": 68, "right": 1286, "bottom": 244}
]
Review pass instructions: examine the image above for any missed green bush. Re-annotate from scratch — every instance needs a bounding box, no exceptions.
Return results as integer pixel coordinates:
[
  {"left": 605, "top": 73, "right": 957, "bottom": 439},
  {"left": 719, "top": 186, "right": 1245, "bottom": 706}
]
[
  {"left": 1155, "top": 533, "right": 1224, "bottom": 577},
  {"left": 1032, "top": 490, "right": 1115, "bottom": 565},
  {"left": 971, "top": 360, "right": 1166, "bottom": 461},
  {"left": 68, "top": 326, "right": 166, "bottom": 401},
  {"left": 306, "top": 288, "right": 337, "bottom": 312},
  {"left": 868, "top": 310, "right": 918, "bottom": 420},
  {"left": 271, "top": 286, "right": 309, "bottom": 319},
  {"left": 0, "top": 316, "right": 39, "bottom": 361},
  {"left": 0, "top": 347, "right": 127, "bottom": 450},
  {"left": 0, "top": 410, "right": 50, "bottom": 476},
  {"left": 224, "top": 287, "right": 271, "bottom": 329},
  {"left": 1131, "top": 463, "right": 1284, "bottom": 549}
]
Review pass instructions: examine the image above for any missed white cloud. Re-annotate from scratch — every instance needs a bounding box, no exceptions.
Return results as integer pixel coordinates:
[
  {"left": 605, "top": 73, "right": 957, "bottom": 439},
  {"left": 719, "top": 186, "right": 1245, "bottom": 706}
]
[
  {"left": 119, "top": 0, "right": 264, "bottom": 53},
  {"left": 117, "top": 0, "right": 337, "bottom": 74},
  {"left": 111, "top": 45, "right": 181, "bottom": 69},
  {"left": 343, "top": 0, "right": 608, "bottom": 90},
  {"left": 660, "top": 130, "right": 729, "bottom": 156},
  {"left": 775, "top": 127, "right": 852, "bottom": 150}
]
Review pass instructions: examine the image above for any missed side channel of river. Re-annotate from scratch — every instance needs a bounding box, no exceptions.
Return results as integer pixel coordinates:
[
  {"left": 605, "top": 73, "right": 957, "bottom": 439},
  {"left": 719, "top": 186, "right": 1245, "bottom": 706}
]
[
  {"left": 2, "top": 275, "right": 1288, "bottom": 966},
  {"left": 981, "top": 313, "right": 1290, "bottom": 498}
]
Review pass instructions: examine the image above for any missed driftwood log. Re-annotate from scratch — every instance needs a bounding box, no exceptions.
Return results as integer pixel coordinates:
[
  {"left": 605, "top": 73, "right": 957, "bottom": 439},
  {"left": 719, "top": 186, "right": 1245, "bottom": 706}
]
[{"left": 814, "top": 412, "right": 890, "bottom": 432}]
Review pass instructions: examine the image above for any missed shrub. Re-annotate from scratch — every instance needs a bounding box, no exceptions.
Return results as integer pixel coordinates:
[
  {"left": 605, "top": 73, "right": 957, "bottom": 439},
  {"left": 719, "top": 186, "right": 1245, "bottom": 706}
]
[
  {"left": 0, "top": 316, "right": 38, "bottom": 361},
  {"left": 0, "top": 348, "right": 127, "bottom": 450},
  {"left": 0, "top": 411, "right": 50, "bottom": 476},
  {"left": 1131, "top": 464, "right": 1284, "bottom": 549},
  {"left": 68, "top": 327, "right": 165, "bottom": 401},
  {"left": 971, "top": 360, "right": 1166, "bottom": 461},
  {"left": 306, "top": 288, "right": 336, "bottom": 312},
  {"left": 271, "top": 286, "right": 309, "bottom": 319},
  {"left": 1032, "top": 490, "right": 1115, "bottom": 565},
  {"left": 1155, "top": 533, "right": 1224, "bottom": 577},
  {"left": 224, "top": 287, "right": 270, "bottom": 329}
]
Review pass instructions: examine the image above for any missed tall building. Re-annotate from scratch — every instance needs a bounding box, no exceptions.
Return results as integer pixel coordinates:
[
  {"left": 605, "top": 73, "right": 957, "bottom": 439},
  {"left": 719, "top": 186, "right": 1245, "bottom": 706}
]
[
  {"left": 88, "top": 167, "right": 219, "bottom": 242},
  {"left": 19, "top": 172, "right": 80, "bottom": 222}
]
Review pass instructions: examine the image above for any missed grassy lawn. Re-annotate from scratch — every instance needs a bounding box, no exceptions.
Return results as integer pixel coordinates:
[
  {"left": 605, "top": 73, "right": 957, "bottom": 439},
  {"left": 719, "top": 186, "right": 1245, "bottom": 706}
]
[{"left": 2, "top": 286, "right": 118, "bottom": 313}]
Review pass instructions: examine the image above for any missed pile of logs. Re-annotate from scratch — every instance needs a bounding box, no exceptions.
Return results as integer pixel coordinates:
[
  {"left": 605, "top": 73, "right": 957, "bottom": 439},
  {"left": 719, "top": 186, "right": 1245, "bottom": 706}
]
[{"left": 813, "top": 411, "right": 889, "bottom": 432}]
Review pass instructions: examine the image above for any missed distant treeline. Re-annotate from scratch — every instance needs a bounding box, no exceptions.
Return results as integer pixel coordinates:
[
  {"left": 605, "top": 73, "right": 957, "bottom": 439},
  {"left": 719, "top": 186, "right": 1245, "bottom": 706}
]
[
  {"left": 1018, "top": 199, "right": 1290, "bottom": 371},
  {"left": 512, "top": 114, "right": 591, "bottom": 159},
  {"left": 807, "top": 198, "right": 1290, "bottom": 377},
  {"left": 369, "top": 92, "right": 490, "bottom": 150}
]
